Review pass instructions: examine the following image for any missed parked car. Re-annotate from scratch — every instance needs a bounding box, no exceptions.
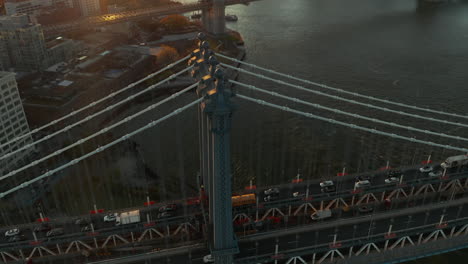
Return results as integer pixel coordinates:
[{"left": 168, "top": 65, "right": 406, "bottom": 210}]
[
  {"left": 264, "top": 188, "right": 280, "bottom": 196},
  {"left": 34, "top": 224, "right": 52, "bottom": 233},
  {"left": 354, "top": 180, "right": 371, "bottom": 189},
  {"left": 385, "top": 177, "right": 399, "bottom": 184},
  {"left": 103, "top": 213, "right": 117, "bottom": 222},
  {"left": 4, "top": 228, "right": 20, "bottom": 237},
  {"left": 419, "top": 165, "right": 433, "bottom": 173},
  {"left": 158, "top": 204, "right": 177, "bottom": 213},
  {"left": 358, "top": 205, "right": 374, "bottom": 213},
  {"left": 322, "top": 185, "right": 336, "bottom": 193},
  {"left": 319, "top": 181, "right": 334, "bottom": 188},
  {"left": 429, "top": 170, "right": 443, "bottom": 177},
  {"left": 46, "top": 228, "right": 64, "bottom": 237}
]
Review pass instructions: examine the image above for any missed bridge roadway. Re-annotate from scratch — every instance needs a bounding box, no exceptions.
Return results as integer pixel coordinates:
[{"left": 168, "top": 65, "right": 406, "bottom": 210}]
[
  {"left": 43, "top": 0, "right": 260, "bottom": 35},
  {"left": 0, "top": 162, "right": 448, "bottom": 245},
  {"left": 54, "top": 194, "right": 468, "bottom": 264},
  {"left": 1, "top": 163, "right": 467, "bottom": 262}
]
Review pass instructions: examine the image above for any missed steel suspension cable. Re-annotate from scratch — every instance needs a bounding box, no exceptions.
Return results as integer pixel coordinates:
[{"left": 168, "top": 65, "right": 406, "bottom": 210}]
[
  {"left": 0, "top": 83, "right": 198, "bottom": 181},
  {"left": 0, "top": 98, "right": 202, "bottom": 199},
  {"left": 0, "top": 66, "right": 194, "bottom": 162},
  {"left": 237, "top": 94, "right": 468, "bottom": 153},
  {"left": 217, "top": 53, "right": 468, "bottom": 120},
  {"left": 231, "top": 80, "right": 468, "bottom": 143},
  {"left": 221, "top": 63, "right": 468, "bottom": 129},
  {"left": 0, "top": 55, "right": 191, "bottom": 152}
]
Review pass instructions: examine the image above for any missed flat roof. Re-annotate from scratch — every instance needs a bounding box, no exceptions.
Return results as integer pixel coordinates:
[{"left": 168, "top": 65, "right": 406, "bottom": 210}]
[{"left": 0, "top": 71, "right": 15, "bottom": 81}]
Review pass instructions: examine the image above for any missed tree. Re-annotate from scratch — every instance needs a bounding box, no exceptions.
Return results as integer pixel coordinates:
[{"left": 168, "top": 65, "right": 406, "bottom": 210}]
[
  {"left": 157, "top": 45, "right": 179, "bottom": 66},
  {"left": 159, "top": 15, "right": 189, "bottom": 32}
]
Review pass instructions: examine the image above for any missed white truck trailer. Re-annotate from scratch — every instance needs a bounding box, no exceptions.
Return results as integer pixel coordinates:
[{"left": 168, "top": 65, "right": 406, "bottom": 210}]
[
  {"left": 441, "top": 155, "right": 468, "bottom": 169},
  {"left": 115, "top": 210, "right": 141, "bottom": 226}
]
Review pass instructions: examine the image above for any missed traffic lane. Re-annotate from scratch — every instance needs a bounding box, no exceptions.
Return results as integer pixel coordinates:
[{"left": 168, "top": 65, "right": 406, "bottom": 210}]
[
  {"left": 238, "top": 205, "right": 466, "bottom": 255},
  {"left": 0, "top": 213, "right": 201, "bottom": 250},
  {"left": 257, "top": 168, "right": 428, "bottom": 203}
]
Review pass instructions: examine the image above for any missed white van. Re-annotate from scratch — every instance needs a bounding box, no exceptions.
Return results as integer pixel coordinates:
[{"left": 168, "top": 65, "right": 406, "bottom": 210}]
[{"left": 441, "top": 155, "right": 468, "bottom": 169}]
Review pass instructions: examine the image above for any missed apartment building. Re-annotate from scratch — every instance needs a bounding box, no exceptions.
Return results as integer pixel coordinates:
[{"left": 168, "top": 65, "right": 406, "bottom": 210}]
[
  {"left": 0, "top": 71, "right": 33, "bottom": 175},
  {"left": 5, "top": 0, "right": 72, "bottom": 16}
]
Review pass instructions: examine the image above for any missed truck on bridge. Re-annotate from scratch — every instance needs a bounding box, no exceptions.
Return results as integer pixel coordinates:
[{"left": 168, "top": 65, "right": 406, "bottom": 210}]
[
  {"left": 115, "top": 210, "right": 141, "bottom": 226},
  {"left": 441, "top": 155, "right": 468, "bottom": 169}
]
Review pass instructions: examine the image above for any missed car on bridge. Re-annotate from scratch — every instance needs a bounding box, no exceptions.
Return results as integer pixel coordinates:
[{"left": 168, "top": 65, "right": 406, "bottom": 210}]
[
  {"left": 354, "top": 180, "right": 370, "bottom": 189},
  {"left": 264, "top": 193, "right": 279, "bottom": 202},
  {"left": 157, "top": 212, "right": 173, "bottom": 219},
  {"left": 46, "top": 228, "right": 64, "bottom": 237},
  {"left": 4, "top": 228, "right": 20, "bottom": 237},
  {"left": 358, "top": 205, "right": 374, "bottom": 213},
  {"left": 321, "top": 185, "right": 336, "bottom": 193},
  {"left": 357, "top": 175, "right": 371, "bottom": 181},
  {"left": 385, "top": 177, "right": 399, "bottom": 184},
  {"left": 387, "top": 169, "right": 402, "bottom": 178},
  {"left": 264, "top": 188, "right": 280, "bottom": 196},
  {"left": 319, "top": 181, "right": 334, "bottom": 188},
  {"left": 74, "top": 218, "right": 89, "bottom": 226},
  {"left": 429, "top": 170, "right": 443, "bottom": 177},
  {"left": 419, "top": 165, "right": 433, "bottom": 173},
  {"left": 34, "top": 224, "right": 52, "bottom": 233},
  {"left": 8, "top": 235, "right": 26, "bottom": 242},
  {"left": 311, "top": 209, "right": 332, "bottom": 220},
  {"left": 203, "top": 254, "right": 214, "bottom": 263},
  {"left": 158, "top": 204, "right": 177, "bottom": 213},
  {"left": 81, "top": 225, "right": 92, "bottom": 232},
  {"left": 103, "top": 213, "right": 117, "bottom": 222}
]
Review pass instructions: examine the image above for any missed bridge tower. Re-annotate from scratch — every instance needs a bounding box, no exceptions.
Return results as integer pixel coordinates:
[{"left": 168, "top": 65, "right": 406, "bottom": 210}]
[
  {"left": 201, "top": 0, "right": 226, "bottom": 35},
  {"left": 191, "top": 34, "right": 238, "bottom": 263}
]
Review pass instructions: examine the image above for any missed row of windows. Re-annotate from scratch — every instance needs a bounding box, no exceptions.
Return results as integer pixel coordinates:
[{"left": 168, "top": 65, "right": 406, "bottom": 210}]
[
  {"left": 0, "top": 126, "right": 31, "bottom": 152},
  {"left": 0, "top": 99, "right": 23, "bottom": 115}
]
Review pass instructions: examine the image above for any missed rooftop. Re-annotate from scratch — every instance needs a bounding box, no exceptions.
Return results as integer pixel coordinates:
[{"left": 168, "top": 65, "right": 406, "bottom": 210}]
[{"left": 0, "top": 71, "right": 15, "bottom": 81}]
